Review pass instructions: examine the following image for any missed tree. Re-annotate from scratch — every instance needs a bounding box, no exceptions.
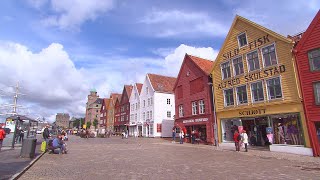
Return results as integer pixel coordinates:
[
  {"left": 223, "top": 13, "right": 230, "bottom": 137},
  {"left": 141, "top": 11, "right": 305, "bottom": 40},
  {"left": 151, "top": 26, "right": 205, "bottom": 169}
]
[
  {"left": 73, "top": 118, "right": 85, "bottom": 128},
  {"left": 86, "top": 121, "right": 92, "bottom": 129},
  {"left": 93, "top": 119, "right": 98, "bottom": 130}
]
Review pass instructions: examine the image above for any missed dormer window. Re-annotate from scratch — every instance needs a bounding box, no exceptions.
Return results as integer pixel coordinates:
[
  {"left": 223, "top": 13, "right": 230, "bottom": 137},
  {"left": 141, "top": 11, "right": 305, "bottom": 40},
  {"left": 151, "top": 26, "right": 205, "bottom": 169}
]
[
  {"left": 238, "top": 32, "right": 247, "bottom": 48},
  {"left": 146, "top": 87, "right": 149, "bottom": 94}
]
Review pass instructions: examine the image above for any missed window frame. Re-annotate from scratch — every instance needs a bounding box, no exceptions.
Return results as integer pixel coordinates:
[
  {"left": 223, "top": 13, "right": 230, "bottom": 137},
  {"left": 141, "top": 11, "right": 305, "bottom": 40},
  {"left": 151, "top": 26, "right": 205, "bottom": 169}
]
[
  {"left": 246, "top": 50, "right": 260, "bottom": 72},
  {"left": 236, "top": 85, "right": 248, "bottom": 105},
  {"left": 232, "top": 56, "right": 244, "bottom": 76},
  {"left": 199, "top": 100, "right": 205, "bottom": 114},
  {"left": 261, "top": 43, "right": 278, "bottom": 68},
  {"left": 308, "top": 48, "right": 320, "bottom": 71},
  {"left": 250, "top": 80, "right": 265, "bottom": 103},
  {"left": 167, "top": 111, "right": 171, "bottom": 118},
  {"left": 265, "top": 76, "right": 283, "bottom": 101},
  {"left": 220, "top": 60, "right": 232, "bottom": 80},
  {"left": 237, "top": 32, "right": 248, "bottom": 48},
  {"left": 223, "top": 88, "right": 234, "bottom": 107},
  {"left": 167, "top": 99, "right": 171, "bottom": 105},
  {"left": 313, "top": 82, "right": 320, "bottom": 105},
  {"left": 179, "top": 105, "right": 184, "bottom": 117},
  {"left": 192, "top": 101, "right": 198, "bottom": 115}
]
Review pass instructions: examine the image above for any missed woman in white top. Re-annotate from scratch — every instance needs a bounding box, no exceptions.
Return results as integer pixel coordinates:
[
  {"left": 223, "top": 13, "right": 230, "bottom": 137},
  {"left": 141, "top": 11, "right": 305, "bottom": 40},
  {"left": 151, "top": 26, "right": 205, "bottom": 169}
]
[
  {"left": 241, "top": 130, "right": 249, "bottom": 152},
  {"left": 179, "top": 131, "right": 184, "bottom": 144}
]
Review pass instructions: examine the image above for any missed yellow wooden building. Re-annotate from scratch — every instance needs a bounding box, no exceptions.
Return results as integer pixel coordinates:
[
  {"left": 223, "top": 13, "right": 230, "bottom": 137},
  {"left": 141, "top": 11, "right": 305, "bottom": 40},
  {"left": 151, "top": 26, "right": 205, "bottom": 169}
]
[{"left": 211, "top": 15, "right": 312, "bottom": 155}]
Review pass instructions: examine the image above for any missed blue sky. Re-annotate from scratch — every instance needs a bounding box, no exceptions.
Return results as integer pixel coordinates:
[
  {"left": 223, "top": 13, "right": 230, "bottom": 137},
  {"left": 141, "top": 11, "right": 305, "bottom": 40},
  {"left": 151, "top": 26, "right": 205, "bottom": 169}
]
[{"left": 0, "top": 0, "right": 319, "bottom": 122}]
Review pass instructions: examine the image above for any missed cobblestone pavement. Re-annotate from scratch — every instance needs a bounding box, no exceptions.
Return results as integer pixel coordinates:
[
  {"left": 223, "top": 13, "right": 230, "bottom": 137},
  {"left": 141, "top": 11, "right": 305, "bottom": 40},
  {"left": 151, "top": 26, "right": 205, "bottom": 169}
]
[{"left": 19, "top": 135, "right": 320, "bottom": 180}]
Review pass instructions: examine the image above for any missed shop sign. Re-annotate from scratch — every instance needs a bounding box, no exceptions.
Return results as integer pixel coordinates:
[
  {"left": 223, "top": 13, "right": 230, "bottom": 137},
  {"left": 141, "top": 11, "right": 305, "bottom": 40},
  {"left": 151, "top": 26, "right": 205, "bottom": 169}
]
[
  {"left": 217, "top": 65, "right": 286, "bottom": 89},
  {"left": 120, "top": 112, "right": 126, "bottom": 115},
  {"left": 130, "top": 122, "right": 136, "bottom": 125},
  {"left": 239, "top": 108, "right": 266, "bottom": 116},
  {"left": 183, "top": 118, "right": 208, "bottom": 124}
]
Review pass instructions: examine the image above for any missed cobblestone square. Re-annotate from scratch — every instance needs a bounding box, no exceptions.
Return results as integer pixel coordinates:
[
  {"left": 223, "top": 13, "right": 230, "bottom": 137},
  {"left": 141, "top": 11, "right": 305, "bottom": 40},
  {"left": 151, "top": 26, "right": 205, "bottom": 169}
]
[{"left": 18, "top": 135, "right": 320, "bottom": 180}]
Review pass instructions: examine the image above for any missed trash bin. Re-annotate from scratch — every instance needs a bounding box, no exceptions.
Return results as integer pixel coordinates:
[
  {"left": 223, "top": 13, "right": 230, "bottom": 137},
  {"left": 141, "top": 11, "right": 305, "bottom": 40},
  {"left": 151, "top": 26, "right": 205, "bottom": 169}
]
[{"left": 20, "top": 138, "right": 37, "bottom": 158}]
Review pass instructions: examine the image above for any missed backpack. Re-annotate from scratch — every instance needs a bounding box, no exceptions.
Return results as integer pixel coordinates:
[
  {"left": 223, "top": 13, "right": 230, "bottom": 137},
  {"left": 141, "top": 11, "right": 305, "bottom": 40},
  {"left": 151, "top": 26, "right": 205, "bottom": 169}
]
[{"left": 237, "top": 134, "right": 242, "bottom": 141}]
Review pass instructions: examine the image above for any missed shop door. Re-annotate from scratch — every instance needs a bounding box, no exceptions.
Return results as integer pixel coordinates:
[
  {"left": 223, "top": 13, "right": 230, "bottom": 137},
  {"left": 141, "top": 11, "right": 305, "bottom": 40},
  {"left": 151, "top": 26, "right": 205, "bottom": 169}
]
[{"left": 138, "top": 126, "right": 142, "bottom": 137}]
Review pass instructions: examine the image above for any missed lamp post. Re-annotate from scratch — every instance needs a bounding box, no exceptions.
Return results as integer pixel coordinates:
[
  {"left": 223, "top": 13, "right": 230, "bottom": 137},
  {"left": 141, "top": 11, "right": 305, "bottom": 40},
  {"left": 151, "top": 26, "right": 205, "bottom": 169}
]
[{"left": 208, "top": 82, "right": 219, "bottom": 147}]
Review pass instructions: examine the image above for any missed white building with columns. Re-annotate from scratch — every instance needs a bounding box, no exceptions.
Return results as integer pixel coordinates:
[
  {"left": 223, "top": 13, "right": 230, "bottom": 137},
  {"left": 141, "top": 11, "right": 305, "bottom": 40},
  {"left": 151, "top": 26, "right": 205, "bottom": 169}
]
[{"left": 140, "top": 73, "right": 176, "bottom": 137}]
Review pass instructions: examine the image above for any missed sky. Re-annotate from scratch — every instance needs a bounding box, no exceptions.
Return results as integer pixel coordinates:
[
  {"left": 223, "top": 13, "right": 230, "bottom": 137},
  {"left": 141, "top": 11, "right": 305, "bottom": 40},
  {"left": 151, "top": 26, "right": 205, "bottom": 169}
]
[{"left": 0, "top": 0, "right": 319, "bottom": 123}]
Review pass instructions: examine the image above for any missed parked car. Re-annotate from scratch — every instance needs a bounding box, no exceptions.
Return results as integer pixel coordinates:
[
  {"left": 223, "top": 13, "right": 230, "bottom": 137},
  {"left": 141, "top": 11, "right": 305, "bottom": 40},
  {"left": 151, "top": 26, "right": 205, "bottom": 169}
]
[
  {"left": 4, "top": 128, "right": 11, "bottom": 134},
  {"left": 36, "top": 129, "right": 43, "bottom": 134}
]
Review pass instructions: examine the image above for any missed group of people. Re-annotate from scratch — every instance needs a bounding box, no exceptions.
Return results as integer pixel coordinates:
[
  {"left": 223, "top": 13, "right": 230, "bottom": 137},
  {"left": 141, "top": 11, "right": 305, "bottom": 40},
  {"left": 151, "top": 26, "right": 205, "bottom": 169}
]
[
  {"left": 233, "top": 130, "right": 249, "bottom": 152},
  {"left": 43, "top": 125, "right": 68, "bottom": 154}
]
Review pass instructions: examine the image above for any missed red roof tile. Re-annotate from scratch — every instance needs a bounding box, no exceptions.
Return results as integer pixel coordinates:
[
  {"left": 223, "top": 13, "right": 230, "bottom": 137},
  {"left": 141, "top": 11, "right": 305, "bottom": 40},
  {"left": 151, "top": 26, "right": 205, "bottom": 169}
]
[
  {"left": 136, "top": 83, "right": 143, "bottom": 94},
  {"left": 187, "top": 54, "right": 214, "bottom": 75},
  {"left": 124, "top": 85, "right": 133, "bottom": 98},
  {"left": 147, "top": 73, "right": 177, "bottom": 93},
  {"left": 110, "top": 93, "right": 122, "bottom": 104}
]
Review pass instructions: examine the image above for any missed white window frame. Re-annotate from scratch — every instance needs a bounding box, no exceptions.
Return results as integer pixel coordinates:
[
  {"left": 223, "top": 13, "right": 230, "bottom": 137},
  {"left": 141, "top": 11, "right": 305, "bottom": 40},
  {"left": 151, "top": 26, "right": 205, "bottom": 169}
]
[
  {"left": 179, "top": 105, "right": 184, "bottom": 117},
  {"left": 192, "top": 101, "right": 198, "bottom": 115},
  {"left": 261, "top": 43, "right": 279, "bottom": 68},
  {"left": 223, "top": 88, "right": 234, "bottom": 107},
  {"left": 143, "top": 112, "right": 145, "bottom": 121},
  {"left": 250, "top": 80, "right": 265, "bottom": 103},
  {"left": 308, "top": 48, "right": 320, "bottom": 71},
  {"left": 265, "top": 76, "right": 283, "bottom": 101},
  {"left": 220, "top": 60, "right": 231, "bottom": 80},
  {"left": 150, "top": 111, "right": 152, "bottom": 120},
  {"left": 246, "top": 50, "right": 260, "bottom": 72},
  {"left": 199, "top": 100, "right": 205, "bottom": 114},
  {"left": 235, "top": 85, "right": 248, "bottom": 105},
  {"left": 167, "top": 99, "right": 171, "bottom": 104},
  {"left": 147, "top": 111, "right": 149, "bottom": 119},
  {"left": 143, "top": 100, "right": 145, "bottom": 108},
  {"left": 237, "top": 32, "right": 248, "bottom": 48},
  {"left": 167, "top": 111, "right": 171, "bottom": 118},
  {"left": 146, "top": 87, "right": 149, "bottom": 94},
  {"left": 150, "top": 97, "right": 153, "bottom": 105},
  {"left": 232, "top": 56, "right": 244, "bottom": 76}
]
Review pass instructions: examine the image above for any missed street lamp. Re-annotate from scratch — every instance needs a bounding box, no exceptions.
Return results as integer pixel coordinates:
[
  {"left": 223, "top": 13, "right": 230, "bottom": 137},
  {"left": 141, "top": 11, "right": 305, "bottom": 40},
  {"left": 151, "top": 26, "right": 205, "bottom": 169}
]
[{"left": 208, "top": 82, "right": 219, "bottom": 147}]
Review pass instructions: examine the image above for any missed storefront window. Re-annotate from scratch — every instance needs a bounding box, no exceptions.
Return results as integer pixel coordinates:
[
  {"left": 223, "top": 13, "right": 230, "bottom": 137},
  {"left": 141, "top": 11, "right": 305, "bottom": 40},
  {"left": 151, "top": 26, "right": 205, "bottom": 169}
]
[
  {"left": 247, "top": 51, "right": 260, "bottom": 71},
  {"left": 192, "top": 101, "right": 198, "bottom": 115},
  {"left": 233, "top": 57, "right": 244, "bottom": 76},
  {"left": 221, "top": 119, "right": 242, "bottom": 142},
  {"left": 272, "top": 114, "right": 303, "bottom": 145},
  {"left": 149, "top": 124, "right": 153, "bottom": 136},
  {"left": 262, "top": 44, "right": 277, "bottom": 67},
  {"left": 199, "top": 100, "right": 205, "bottom": 114},
  {"left": 224, "top": 88, "right": 234, "bottom": 106},
  {"left": 266, "top": 77, "right": 282, "bottom": 100},
  {"left": 221, "top": 61, "right": 231, "bottom": 80},
  {"left": 236, "top": 85, "right": 248, "bottom": 104},
  {"left": 251, "top": 81, "right": 264, "bottom": 102}
]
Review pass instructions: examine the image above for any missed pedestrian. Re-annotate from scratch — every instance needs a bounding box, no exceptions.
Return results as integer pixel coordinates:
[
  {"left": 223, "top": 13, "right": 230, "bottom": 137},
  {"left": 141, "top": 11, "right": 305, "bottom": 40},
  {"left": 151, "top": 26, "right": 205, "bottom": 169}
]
[
  {"left": 85, "top": 128, "right": 89, "bottom": 139},
  {"left": 179, "top": 131, "right": 184, "bottom": 144},
  {"left": 0, "top": 126, "right": 6, "bottom": 151},
  {"left": 15, "top": 127, "right": 21, "bottom": 143},
  {"left": 43, "top": 125, "right": 50, "bottom": 141},
  {"left": 19, "top": 127, "right": 25, "bottom": 143},
  {"left": 191, "top": 130, "right": 195, "bottom": 144},
  {"left": 233, "top": 130, "right": 241, "bottom": 152},
  {"left": 172, "top": 129, "right": 176, "bottom": 143},
  {"left": 134, "top": 131, "right": 138, "bottom": 138},
  {"left": 241, "top": 130, "right": 249, "bottom": 152}
]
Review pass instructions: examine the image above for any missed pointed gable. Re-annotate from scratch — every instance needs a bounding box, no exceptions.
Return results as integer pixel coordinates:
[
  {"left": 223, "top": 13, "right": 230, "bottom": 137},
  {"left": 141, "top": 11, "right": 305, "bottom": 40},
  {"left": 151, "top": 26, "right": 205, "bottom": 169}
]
[
  {"left": 136, "top": 83, "right": 143, "bottom": 94},
  {"left": 187, "top": 54, "right": 214, "bottom": 75},
  {"left": 124, "top": 85, "right": 133, "bottom": 99},
  {"left": 110, "top": 93, "right": 121, "bottom": 105},
  {"left": 147, "top": 73, "right": 177, "bottom": 93}
]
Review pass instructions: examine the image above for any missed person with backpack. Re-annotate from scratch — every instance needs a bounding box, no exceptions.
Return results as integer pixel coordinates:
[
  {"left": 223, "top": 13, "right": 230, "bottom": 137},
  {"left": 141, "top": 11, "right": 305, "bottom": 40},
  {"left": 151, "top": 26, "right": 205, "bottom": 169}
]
[{"left": 233, "top": 130, "right": 241, "bottom": 152}]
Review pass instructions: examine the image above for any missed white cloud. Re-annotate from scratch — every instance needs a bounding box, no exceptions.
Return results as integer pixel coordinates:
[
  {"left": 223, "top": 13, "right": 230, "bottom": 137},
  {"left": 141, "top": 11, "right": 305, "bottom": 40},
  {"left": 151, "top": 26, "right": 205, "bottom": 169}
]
[
  {"left": 139, "top": 9, "right": 228, "bottom": 38},
  {"left": 26, "top": 0, "right": 48, "bottom": 9},
  {"left": 0, "top": 42, "right": 89, "bottom": 122},
  {"left": 41, "top": 0, "right": 114, "bottom": 30},
  {"left": 162, "top": 44, "right": 218, "bottom": 76}
]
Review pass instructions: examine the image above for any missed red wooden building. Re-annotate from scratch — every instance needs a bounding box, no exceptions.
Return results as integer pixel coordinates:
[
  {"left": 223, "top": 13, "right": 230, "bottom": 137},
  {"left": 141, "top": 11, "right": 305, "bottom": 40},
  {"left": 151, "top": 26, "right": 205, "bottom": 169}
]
[
  {"left": 173, "top": 54, "right": 215, "bottom": 144},
  {"left": 114, "top": 85, "right": 133, "bottom": 133},
  {"left": 293, "top": 10, "right": 320, "bottom": 156},
  {"left": 114, "top": 95, "right": 122, "bottom": 133},
  {"left": 100, "top": 98, "right": 110, "bottom": 129}
]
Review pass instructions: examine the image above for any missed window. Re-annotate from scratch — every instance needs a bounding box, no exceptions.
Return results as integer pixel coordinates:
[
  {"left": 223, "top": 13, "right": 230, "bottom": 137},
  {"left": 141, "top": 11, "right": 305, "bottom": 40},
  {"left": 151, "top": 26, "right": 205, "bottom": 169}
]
[
  {"left": 221, "top": 61, "right": 231, "bottom": 80},
  {"left": 192, "top": 101, "right": 198, "bottom": 115},
  {"left": 143, "top": 112, "right": 145, "bottom": 121},
  {"left": 146, "top": 87, "right": 149, "bottom": 94},
  {"left": 308, "top": 49, "right": 320, "bottom": 71},
  {"left": 314, "top": 82, "right": 320, "bottom": 105},
  {"left": 127, "top": 115, "right": 129, "bottom": 121},
  {"left": 167, "top": 99, "right": 171, "bottom": 104},
  {"left": 96, "top": 110, "right": 98, "bottom": 113},
  {"left": 136, "top": 103, "right": 138, "bottom": 110},
  {"left": 148, "top": 98, "right": 150, "bottom": 106},
  {"left": 149, "top": 124, "right": 153, "bottom": 136},
  {"left": 199, "top": 100, "right": 205, "bottom": 114},
  {"left": 266, "top": 77, "right": 282, "bottom": 100},
  {"left": 238, "top": 32, "right": 247, "bottom": 47},
  {"left": 224, "top": 88, "right": 234, "bottom": 106},
  {"left": 262, "top": 44, "right": 277, "bottom": 67},
  {"left": 150, "top": 98, "right": 153, "bottom": 105},
  {"left": 167, "top": 111, "right": 171, "bottom": 118},
  {"left": 179, "top": 105, "right": 184, "bottom": 117},
  {"left": 147, "top": 111, "right": 149, "bottom": 119},
  {"left": 247, "top": 51, "right": 260, "bottom": 71},
  {"left": 150, "top": 111, "right": 152, "bottom": 119},
  {"left": 233, "top": 57, "right": 244, "bottom": 76},
  {"left": 143, "top": 100, "right": 145, "bottom": 107},
  {"left": 251, "top": 81, "right": 264, "bottom": 102},
  {"left": 236, "top": 85, "right": 248, "bottom": 104},
  {"left": 135, "top": 114, "right": 137, "bottom": 121}
]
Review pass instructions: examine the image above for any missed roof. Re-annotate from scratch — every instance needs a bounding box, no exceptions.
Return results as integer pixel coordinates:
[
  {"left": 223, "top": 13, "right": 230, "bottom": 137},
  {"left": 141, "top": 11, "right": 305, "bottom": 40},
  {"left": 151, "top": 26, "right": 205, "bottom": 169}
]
[
  {"left": 103, "top": 98, "right": 111, "bottom": 109},
  {"left": 294, "top": 10, "right": 320, "bottom": 52},
  {"left": 110, "top": 93, "right": 121, "bottom": 103},
  {"left": 211, "top": 15, "right": 293, "bottom": 71},
  {"left": 187, "top": 54, "right": 214, "bottom": 75},
  {"left": 94, "top": 98, "right": 103, "bottom": 104},
  {"left": 6, "top": 115, "right": 36, "bottom": 122},
  {"left": 136, "top": 83, "right": 143, "bottom": 94},
  {"left": 147, "top": 73, "right": 177, "bottom": 93},
  {"left": 124, "top": 85, "right": 133, "bottom": 98}
]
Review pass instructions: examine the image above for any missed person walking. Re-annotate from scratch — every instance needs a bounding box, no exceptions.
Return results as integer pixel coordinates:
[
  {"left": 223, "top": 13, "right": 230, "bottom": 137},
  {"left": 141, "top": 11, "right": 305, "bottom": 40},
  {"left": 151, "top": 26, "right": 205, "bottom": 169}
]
[
  {"left": 19, "top": 127, "right": 25, "bottom": 143},
  {"left": 43, "top": 125, "right": 50, "bottom": 141},
  {"left": 241, "top": 130, "right": 249, "bottom": 152},
  {"left": 179, "top": 131, "right": 184, "bottom": 144},
  {"left": 233, "top": 130, "right": 241, "bottom": 152},
  {"left": 172, "top": 129, "right": 176, "bottom": 143},
  {"left": 0, "top": 126, "right": 6, "bottom": 151}
]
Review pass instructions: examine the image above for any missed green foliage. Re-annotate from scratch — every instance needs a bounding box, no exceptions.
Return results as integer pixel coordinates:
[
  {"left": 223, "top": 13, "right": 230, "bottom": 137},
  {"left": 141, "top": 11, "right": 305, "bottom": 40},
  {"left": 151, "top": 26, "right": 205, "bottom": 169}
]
[
  {"left": 93, "top": 119, "right": 98, "bottom": 129},
  {"left": 73, "top": 118, "right": 85, "bottom": 128},
  {"left": 86, "top": 121, "right": 92, "bottom": 129}
]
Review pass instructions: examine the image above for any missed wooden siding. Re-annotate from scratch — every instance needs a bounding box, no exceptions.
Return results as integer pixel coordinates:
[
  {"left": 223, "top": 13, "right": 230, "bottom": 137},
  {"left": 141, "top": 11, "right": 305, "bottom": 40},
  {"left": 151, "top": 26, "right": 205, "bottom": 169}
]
[{"left": 212, "top": 20, "right": 301, "bottom": 112}]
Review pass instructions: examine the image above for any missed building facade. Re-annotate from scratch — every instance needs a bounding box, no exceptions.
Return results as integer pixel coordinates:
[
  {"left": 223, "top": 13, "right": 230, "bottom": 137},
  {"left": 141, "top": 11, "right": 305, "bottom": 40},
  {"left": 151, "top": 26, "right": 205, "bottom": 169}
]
[
  {"left": 107, "top": 93, "right": 121, "bottom": 132},
  {"left": 140, "top": 73, "right": 176, "bottom": 137},
  {"left": 211, "top": 15, "right": 311, "bottom": 155},
  {"left": 293, "top": 10, "right": 320, "bottom": 156},
  {"left": 114, "top": 85, "right": 132, "bottom": 133},
  {"left": 129, "top": 83, "right": 143, "bottom": 136},
  {"left": 85, "top": 90, "right": 100, "bottom": 126},
  {"left": 173, "top": 54, "right": 215, "bottom": 144},
  {"left": 100, "top": 98, "right": 110, "bottom": 134},
  {"left": 55, "top": 113, "right": 70, "bottom": 128}
]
